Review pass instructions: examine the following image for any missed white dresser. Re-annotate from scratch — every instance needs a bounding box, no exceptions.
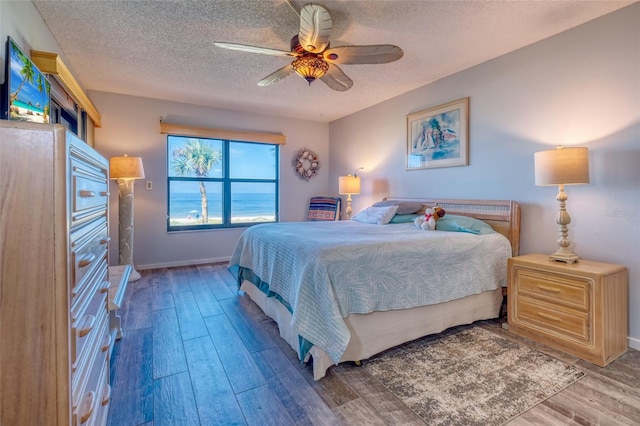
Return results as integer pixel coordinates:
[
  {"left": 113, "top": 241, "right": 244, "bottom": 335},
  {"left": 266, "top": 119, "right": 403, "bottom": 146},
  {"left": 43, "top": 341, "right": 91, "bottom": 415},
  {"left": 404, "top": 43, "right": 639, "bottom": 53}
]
[{"left": 0, "top": 121, "right": 111, "bottom": 425}]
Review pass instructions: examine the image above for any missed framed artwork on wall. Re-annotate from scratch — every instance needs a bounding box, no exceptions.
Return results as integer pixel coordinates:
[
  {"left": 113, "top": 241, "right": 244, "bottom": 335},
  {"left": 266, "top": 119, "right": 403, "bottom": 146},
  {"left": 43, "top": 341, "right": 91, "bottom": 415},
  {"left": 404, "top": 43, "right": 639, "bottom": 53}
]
[{"left": 406, "top": 97, "right": 469, "bottom": 170}]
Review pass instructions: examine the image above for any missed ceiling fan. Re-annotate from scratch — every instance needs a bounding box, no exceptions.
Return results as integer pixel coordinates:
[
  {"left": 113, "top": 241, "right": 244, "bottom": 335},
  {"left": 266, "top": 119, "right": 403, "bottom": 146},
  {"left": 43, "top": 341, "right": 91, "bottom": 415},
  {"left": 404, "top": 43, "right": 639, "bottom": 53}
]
[{"left": 214, "top": 1, "right": 403, "bottom": 91}]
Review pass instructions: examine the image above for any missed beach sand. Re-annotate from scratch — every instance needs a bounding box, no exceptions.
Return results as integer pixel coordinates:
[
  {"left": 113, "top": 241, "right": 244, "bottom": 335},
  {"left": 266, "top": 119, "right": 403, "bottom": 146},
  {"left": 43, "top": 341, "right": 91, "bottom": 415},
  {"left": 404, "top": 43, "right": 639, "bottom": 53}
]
[{"left": 170, "top": 215, "right": 276, "bottom": 226}]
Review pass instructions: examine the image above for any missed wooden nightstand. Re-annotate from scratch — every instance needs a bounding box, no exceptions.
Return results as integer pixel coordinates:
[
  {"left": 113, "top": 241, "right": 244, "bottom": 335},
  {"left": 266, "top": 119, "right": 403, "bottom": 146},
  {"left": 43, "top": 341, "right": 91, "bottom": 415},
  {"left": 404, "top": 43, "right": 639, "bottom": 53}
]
[{"left": 508, "top": 253, "right": 628, "bottom": 366}]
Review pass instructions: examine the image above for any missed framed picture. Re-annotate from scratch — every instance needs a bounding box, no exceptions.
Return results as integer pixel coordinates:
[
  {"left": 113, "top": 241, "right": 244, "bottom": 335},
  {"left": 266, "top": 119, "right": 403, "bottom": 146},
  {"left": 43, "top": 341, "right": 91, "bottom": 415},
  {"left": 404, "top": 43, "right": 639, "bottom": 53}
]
[{"left": 406, "top": 97, "right": 469, "bottom": 170}]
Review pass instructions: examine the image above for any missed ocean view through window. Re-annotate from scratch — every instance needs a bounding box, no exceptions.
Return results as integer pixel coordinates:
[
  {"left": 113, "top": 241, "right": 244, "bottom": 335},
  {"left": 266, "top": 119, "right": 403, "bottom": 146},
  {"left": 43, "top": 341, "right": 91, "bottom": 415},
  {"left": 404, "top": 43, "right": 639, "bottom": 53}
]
[{"left": 167, "top": 135, "right": 279, "bottom": 231}]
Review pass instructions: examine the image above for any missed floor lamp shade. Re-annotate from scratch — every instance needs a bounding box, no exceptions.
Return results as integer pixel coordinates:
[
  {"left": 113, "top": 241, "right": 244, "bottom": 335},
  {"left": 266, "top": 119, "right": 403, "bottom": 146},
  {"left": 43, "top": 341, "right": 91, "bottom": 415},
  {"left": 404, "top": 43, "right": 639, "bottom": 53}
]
[
  {"left": 534, "top": 146, "right": 589, "bottom": 263},
  {"left": 110, "top": 155, "right": 145, "bottom": 180},
  {"left": 110, "top": 155, "right": 145, "bottom": 281},
  {"left": 339, "top": 174, "right": 361, "bottom": 219}
]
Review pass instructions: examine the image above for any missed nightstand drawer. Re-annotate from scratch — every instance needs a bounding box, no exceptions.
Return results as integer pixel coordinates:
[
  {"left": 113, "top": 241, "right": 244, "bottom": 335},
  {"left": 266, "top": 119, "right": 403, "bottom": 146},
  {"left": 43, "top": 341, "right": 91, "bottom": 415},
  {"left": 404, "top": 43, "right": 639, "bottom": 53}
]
[
  {"left": 515, "top": 296, "right": 590, "bottom": 344},
  {"left": 514, "top": 268, "right": 590, "bottom": 311}
]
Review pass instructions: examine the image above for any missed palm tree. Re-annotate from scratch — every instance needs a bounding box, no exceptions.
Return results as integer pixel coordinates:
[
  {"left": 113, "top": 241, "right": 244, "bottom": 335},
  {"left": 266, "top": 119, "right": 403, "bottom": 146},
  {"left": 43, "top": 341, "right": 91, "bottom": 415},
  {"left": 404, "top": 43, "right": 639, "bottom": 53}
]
[
  {"left": 36, "top": 74, "right": 50, "bottom": 122},
  {"left": 9, "top": 42, "right": 36, "bottom": 104},
  {"left": 171, "top": 139, "right": 222, "bottom": 224}
]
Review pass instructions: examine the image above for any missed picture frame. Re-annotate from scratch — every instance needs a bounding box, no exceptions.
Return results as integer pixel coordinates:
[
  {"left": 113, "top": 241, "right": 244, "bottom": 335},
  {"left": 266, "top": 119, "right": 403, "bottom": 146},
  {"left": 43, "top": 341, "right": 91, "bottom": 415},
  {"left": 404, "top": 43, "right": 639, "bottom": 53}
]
[{"left": 406, "top": 97, "right": 469, "bottom": 170}]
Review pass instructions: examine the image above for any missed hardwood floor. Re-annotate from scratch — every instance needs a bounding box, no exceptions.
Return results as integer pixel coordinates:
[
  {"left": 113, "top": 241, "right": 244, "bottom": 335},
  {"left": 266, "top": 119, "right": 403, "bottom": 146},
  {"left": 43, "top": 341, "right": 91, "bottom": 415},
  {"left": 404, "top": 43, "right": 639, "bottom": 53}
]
[{"left": 108, "top": 264, "right": 640, "bottom": 426}]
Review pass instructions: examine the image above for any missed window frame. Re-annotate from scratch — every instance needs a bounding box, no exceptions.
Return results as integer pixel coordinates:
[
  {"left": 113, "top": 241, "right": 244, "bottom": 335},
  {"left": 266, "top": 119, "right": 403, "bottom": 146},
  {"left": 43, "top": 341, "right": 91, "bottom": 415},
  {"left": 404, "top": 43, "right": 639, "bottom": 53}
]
[{"left": 166, "top": 135, "right": 280, "bottom": 232}]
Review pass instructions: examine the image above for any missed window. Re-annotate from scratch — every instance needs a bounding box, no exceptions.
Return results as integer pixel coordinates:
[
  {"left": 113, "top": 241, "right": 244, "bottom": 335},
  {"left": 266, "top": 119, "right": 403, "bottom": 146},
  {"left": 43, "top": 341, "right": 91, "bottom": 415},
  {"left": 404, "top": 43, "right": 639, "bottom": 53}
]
[{"left": 167, "top": 135, "right": 279, "bottom": 231}]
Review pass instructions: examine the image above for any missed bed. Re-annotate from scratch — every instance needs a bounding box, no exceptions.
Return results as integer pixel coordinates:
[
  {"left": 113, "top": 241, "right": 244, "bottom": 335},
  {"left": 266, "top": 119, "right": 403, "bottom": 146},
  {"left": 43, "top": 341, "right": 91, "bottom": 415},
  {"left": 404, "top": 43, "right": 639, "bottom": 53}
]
[{"left": 228, "top": 198, "right": 521, "bottom": 380}]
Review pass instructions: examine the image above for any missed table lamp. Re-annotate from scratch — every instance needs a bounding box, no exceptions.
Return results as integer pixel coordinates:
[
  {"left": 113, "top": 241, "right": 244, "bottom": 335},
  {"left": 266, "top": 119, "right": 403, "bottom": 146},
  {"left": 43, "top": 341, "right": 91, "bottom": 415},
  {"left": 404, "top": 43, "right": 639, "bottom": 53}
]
[
  {"left": 110, "top": 155, "right": 145, "bottom": 281},
  {"left": 534, "top": 146, "right": 589, "bottom": 263},
  {"left": 339, "top": 170, "right": 362, "bottom": 220}
]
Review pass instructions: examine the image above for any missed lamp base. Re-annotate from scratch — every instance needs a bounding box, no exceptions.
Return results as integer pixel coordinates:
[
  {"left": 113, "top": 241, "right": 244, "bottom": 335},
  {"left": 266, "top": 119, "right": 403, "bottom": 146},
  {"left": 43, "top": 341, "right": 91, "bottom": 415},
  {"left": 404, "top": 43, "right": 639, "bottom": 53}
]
[
  {"left": 128, "top": 268, "right": 142, "bottom": 282},
  {"left": 549, "top": 249, "right": 579, "bottom": 264},
  {"left": 345, "top": 194, "right": 353, "bottom": 220}
]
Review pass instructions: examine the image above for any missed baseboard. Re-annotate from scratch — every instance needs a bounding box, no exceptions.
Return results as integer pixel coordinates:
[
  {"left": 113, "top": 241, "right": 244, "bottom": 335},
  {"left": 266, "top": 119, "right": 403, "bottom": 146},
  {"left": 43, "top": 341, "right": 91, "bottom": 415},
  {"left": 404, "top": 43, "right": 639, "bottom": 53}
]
[
  {"left": 136, "top": 256, "right": 231, "bottom": 271},
  {"left": 629, "top": 336, "right": 640, "bottom": 351}
]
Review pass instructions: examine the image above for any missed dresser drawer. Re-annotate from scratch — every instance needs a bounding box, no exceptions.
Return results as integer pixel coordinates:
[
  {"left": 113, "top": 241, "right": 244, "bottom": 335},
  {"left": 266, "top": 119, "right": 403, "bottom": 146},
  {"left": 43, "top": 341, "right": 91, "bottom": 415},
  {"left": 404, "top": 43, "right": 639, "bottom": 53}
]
[
  {"left": 73, "top": 340, "right": 109, "bottom": 426},
  {"left": 93, "top": 365, "right": 111, "bottom": 426},
  {"left": 71, "top": 218, "right": 108, "bottom": 299},
  {"left": 72, "top": 288, "right": 109, "bottom": 375},
  {"left": 72, "top": 259, "right": 108, "bottom": 322},
  {"left": 513, "top": 267, "right": 590, "bottom": 311},
  {"left": 70, "top": 146, "right": 109, "bottom": 227},
  {"left": 514, "top": 296, "right": 591, "bottom": 345}
]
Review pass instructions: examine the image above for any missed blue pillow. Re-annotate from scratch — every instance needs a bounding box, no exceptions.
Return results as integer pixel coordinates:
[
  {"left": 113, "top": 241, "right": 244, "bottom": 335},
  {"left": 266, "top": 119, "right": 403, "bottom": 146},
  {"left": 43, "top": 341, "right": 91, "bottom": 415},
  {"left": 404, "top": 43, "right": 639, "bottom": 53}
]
[
  {"left": 437, "top": 214, "right": 494, "bottom": 235},
  {"left": 389, "top": 214, "right": 421, "bottom": 224}
]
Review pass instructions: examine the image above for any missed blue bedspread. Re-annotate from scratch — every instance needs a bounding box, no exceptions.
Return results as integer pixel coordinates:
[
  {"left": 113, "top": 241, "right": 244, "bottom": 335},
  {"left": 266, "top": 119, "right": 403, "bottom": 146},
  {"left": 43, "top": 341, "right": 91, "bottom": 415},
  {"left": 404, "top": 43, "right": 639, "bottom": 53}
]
[{"left": 228, "top": 221, "right": 512, "bottom": 364}]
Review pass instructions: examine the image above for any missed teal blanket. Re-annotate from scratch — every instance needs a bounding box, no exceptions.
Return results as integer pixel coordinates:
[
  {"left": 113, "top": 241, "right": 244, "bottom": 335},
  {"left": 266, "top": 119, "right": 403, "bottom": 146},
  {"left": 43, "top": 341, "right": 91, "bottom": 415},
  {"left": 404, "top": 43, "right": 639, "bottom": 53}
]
[{"left": 228, "top": 221, "right": 512, "bottom": 364}]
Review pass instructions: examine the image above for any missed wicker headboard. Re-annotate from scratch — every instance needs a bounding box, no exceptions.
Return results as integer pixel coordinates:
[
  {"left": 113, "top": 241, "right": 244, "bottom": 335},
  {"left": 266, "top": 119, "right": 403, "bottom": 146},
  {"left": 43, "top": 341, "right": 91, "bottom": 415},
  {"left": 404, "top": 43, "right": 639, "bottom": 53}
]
[{"left": 383, "top": 198, "right": 521, "bottom": 256}]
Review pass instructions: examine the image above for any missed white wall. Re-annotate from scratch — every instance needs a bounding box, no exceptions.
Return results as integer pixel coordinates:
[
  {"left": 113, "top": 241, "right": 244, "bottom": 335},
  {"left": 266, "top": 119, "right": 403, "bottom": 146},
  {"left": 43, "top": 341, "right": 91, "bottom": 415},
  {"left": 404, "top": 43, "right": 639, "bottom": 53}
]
[
  {"left": 329, "top": 4, "right": 640, "bottom": 347},
  {"left": 90, "top": 92, "right": 330, "bottom": 269},
  {"left": 0, "top": 2, "right": 61, "bottom": 85}
]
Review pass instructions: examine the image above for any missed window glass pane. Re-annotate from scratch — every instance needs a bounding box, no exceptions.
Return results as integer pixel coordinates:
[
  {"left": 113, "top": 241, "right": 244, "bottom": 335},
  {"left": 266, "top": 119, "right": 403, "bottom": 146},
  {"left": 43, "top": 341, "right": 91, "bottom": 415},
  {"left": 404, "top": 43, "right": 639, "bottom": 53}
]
[
  {"left": 231, "top": 182, "right": 276, "bottom": 224},
  {"left": 230, "top": 141, "right": 277, "bottom": 179},
  {"left": 168, "top": 136, "right": 223, "bottom": 178},
  {"left": 169, "top": 181, "right": 223, "bottom": 226}
]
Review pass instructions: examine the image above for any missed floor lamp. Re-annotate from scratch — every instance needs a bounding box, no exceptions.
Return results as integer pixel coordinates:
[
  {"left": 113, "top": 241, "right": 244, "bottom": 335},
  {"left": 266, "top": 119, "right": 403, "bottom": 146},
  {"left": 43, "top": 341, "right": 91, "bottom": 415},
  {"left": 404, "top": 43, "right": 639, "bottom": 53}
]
[
  {"left": 534, "top": 146, "right": 589, "bottom": 264},
  {"left": 110, "top": 155, "right": 145, "bottom": 281},
  {"left": 338, "top": 172, "right": 361, "bottom": 220}
]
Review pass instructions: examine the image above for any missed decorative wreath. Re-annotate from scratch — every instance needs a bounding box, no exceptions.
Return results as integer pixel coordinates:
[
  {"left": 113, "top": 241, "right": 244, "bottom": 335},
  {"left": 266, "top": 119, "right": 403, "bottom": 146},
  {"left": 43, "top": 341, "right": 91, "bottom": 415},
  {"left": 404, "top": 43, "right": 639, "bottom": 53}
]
[{"left": 293, "top": 148, "right": 320, "bottom": 181}]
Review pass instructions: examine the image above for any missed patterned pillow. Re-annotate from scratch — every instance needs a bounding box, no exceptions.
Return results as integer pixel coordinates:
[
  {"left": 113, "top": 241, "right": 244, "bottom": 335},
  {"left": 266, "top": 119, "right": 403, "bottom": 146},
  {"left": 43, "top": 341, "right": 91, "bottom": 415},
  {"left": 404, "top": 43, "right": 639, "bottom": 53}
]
[
  {"left": 307, "top": 197, "right": 341, "bottom": 221},
  {"left": 351, "top": 206, "right": 399, "bottom": 225}
]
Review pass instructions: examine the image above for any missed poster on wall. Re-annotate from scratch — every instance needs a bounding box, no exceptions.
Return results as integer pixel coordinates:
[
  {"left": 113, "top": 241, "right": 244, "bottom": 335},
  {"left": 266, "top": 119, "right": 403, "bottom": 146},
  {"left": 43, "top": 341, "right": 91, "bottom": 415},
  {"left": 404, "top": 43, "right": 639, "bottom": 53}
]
[{"left": 406, "top": 97, "right": 469, "bottom": 170}]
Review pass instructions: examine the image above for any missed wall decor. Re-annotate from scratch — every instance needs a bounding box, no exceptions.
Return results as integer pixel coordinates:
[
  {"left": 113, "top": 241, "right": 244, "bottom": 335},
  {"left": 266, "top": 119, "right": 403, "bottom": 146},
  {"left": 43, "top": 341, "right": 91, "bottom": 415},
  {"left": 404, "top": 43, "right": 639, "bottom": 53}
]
[
  {"left": 407, "top": 97, "right": 469, "bottom": 170},
  {"left": 293, "top": 148, "right": 320, "bottom": 180}
]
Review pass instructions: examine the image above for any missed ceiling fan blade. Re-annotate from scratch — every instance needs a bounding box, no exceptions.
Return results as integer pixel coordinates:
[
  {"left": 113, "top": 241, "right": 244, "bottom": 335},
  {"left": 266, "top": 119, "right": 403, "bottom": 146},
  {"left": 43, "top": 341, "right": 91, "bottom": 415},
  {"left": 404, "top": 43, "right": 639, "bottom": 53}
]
[
  {"left": 258, "top": 64, "right": 295, "bottom": 86},
  {"left": 298, "top": 3, "right": 332, "bottom": 54},
  {"left": 214, "top": 42, "right": 296, "bottom": 57},
  {"left": 284, "top": 0, "right": 300, "bottom": 18},
  {"left": 320, "top": 64, "right": 353, "bottom": 92},
  {"left": 323, "top": 45, "right": 404, "bottom": 65}
]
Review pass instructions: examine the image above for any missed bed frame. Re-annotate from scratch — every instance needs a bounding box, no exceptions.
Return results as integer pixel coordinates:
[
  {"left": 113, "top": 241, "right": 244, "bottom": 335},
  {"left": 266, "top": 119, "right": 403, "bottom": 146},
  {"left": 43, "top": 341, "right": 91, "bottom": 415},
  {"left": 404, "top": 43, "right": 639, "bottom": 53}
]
[
  {"left": 383, "top": 197, "right": 521, "bottom": 256},
  {"left": 240, "top": 198, "right": 521, "bottom": 380}
]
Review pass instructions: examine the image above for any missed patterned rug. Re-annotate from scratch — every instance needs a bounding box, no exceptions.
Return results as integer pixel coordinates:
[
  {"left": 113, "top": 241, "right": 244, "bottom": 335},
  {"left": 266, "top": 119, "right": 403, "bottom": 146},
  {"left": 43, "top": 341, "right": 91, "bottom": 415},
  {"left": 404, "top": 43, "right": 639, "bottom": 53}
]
[{"left": 363, "top": 326, "right": 585, "bottom": 426}]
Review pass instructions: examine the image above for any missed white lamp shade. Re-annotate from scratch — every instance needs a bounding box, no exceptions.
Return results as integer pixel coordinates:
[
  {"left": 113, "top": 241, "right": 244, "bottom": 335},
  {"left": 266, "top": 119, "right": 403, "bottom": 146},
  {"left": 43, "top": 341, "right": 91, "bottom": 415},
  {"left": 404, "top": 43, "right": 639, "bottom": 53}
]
[
  {"left": 110, "top": 155, "right": 145, "bottom": 180},
  {"left": 339, "top": 175, "right": 361, "bottom": 195},
  {"left": 534, "top": 147, "right": 589, "bottom": 186}
]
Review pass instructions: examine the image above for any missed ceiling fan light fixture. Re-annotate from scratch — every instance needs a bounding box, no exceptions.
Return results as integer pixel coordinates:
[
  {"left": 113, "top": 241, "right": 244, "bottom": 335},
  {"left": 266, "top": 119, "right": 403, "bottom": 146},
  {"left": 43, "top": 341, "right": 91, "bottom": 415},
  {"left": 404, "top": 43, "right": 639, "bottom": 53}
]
[{"left": 291, "top": 56, "right": 329, "bottom": 85}]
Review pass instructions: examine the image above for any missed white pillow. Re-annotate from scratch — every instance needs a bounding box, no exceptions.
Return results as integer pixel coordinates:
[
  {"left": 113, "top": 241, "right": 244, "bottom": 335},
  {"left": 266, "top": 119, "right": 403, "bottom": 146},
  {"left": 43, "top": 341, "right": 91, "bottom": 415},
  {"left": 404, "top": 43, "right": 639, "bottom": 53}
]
[{"left": 351, "top": 205, "right": 399, "bottom": 225}]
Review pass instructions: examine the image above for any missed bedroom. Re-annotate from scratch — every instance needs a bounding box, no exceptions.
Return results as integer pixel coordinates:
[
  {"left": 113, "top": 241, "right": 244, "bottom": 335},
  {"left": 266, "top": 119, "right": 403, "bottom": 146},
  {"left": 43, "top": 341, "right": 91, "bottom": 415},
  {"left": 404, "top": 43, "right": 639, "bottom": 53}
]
[{"left": 0, "top": 0, "right": 638, "bottom": 424}]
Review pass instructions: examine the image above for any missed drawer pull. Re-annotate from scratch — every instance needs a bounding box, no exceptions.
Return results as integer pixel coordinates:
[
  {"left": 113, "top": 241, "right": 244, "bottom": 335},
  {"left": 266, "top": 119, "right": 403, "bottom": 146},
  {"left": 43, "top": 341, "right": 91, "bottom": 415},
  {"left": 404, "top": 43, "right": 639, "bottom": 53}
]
[
  {"left": 100, "top": 191, "right": 110, "bottom": 197},
  {"left": 100, "top": 237, "right": 111, "bottom": 245},
  {"left": 78, "top": 315, "right": 96, "bottom": 337},
  {"left": 79, "top": 391, "right": 95, "bottom": 423},
  {"left": 537, "top": 284, "right": 561, "bottom": 294},
  {"left": 79, "top": 190, "right": 96, "bottom": 198},
  {"left": 102, "top": 384, "right": 112, "bottom": 406},
  {"left": 102, "top": 334, "right": 112, "bottom": 352},
  {"left": 537, "top": 312, "right": 561, "bottom": 322},
  {"left": 100, "top": 280, "right": 110, "bottom": 294},
  {"left": 78, "top": 253, "right": 96, "bottom": 267}
]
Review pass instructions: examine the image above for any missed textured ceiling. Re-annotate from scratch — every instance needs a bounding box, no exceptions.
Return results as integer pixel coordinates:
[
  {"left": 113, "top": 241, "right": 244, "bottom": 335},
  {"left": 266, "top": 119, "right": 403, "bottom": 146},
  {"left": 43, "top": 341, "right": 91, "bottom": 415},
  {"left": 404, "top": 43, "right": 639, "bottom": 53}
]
[{"left": 32, "top": 0, "right": 633, "bottom": 123}]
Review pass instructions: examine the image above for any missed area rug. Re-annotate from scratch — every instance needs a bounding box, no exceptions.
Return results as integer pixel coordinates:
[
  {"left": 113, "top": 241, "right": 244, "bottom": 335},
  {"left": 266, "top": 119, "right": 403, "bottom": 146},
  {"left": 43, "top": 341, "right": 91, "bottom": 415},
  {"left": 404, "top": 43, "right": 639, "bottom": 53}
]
[{"left": 363, "top": 326, "right": 585, "bottom": 426}]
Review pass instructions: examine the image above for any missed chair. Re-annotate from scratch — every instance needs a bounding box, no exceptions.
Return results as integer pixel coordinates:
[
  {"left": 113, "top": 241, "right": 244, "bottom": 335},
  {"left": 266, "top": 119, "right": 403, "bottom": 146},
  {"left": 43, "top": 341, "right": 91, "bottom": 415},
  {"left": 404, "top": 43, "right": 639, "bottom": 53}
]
[{"left": 306, "top": 196, "right": 342, "bottom": 221}]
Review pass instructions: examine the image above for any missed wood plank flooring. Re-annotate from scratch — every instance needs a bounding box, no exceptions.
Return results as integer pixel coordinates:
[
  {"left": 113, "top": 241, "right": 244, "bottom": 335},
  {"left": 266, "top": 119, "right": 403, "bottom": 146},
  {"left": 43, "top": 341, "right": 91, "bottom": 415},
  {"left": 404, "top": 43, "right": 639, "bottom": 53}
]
[{"left": 108, "top": 264, "right": 640, "bottom": 425}]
